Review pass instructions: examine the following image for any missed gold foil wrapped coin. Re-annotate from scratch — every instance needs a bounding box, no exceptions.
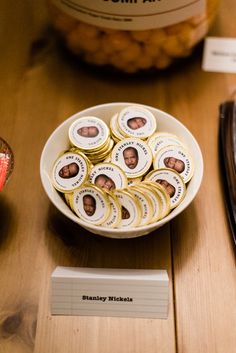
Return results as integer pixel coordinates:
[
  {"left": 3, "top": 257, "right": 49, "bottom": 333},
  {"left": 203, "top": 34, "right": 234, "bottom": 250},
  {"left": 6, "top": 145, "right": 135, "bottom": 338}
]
[
  {"left": 129, "top": 186, "right": 153, "bottom": 226},
  {"left": 111, "top": 138, "right": 152, "bottom": 178},
  {"left": 147, "top": 132, "right": 184, "bottom": 157},
  {"left": 153, "top": 145, "right": 194, "bottom": 183},
  {"left": 101, "top": 192, "right": 121, "bottom": 228},
  {"left": 117, "top": 105, "right": 157, "bottom": 139},
  {"left": 68, "top": 116, "right": 109, "bottom": 151},
  {"left": 113, "top": 189, "right": 141, "bottom": 228},
  {"left": 73, "top": 184, "right": 110, "bottom": 225},
  {"left": 64, "top": 192, "right": 74, "bottom": 210},
  {"left": 110, "top": 113, "right": 125, "bottom": 141},
  {"left": 87, "top": 139, "right": 115, "bottom": 164},
  {"left": 142, "top": 180, "right": 171, "bottom": 218},
  {"left": 85, "top": 136, "right": 112, "bottom": 155},
  {"left": 127, "top": 176, "right": 142, "bottom": 187},
  {"left": 145, "top": 168, "right": 186, "bottom": 209},
  {"left": 136, "top": 183, "right": 163, "bottom": 223},
  {"left": 89, "top": 162, "right": 128, "bottom": 191},
  {"left": 69, "top": 147, "right": 94, "bottom": 168},
  {"left": 52, "top": 151, "right": 90, "bottom": 193}
]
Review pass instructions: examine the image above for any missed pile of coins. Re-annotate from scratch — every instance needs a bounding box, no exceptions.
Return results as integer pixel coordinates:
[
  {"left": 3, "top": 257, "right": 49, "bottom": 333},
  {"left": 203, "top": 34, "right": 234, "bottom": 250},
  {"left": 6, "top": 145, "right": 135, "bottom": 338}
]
[
  {"left": 68, "top": 116, "right": 113, "bottom": 164},
  {"left": 48, "top": 0, "right": 219, "bottom": 73},
  {"left": 52, "top": 105, "right": 194, "bottom": 228}
]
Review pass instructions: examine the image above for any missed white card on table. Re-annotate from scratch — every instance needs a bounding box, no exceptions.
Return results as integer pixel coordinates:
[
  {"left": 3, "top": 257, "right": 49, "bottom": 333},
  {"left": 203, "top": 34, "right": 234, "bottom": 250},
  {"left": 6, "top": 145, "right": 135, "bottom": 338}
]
[
  {"left": 51, "top": 267, "right": 169, "bottom": 319},
  {"left": 202, "top": 37, "right": 236, "bottom": 73}
]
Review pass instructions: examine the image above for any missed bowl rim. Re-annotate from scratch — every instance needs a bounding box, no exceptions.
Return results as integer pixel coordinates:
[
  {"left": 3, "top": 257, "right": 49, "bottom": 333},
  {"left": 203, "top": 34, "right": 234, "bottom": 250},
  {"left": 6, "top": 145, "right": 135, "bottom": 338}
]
[{"left": 40, "top": 102, "right": 204, "bottom": 236}]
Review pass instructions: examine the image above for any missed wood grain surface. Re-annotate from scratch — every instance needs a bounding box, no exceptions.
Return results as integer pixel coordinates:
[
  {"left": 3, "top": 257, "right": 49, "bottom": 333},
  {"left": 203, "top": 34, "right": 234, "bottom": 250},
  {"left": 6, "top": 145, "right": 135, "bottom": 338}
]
[{"left": 0, "top": 1, "right": 235, "bottom": 353}]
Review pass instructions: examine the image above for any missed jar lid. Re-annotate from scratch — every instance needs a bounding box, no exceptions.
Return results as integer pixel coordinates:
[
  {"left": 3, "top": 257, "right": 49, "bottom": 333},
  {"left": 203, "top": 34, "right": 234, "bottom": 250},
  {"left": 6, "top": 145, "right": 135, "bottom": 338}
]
[{"left": 111, "top": 138, "right": 152, "bottom": 178}]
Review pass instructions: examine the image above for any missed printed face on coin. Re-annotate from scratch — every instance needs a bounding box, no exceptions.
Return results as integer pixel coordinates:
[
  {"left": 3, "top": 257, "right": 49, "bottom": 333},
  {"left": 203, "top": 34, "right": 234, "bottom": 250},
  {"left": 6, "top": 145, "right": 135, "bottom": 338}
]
[
  {"left": 117, "top": 105, "right": 156, "bottom": 139},
  {"left": 164, "top": 157, "right": 185, "bottom": 173},
  {"left": 123, "top": 147, "right": 139, "bottom": 169},
  {"left": 77, "top": 126, "right": 99, "bottom": 138},
  {"left": 156, "top": 179, "right": 176, "bottom": 198},
  {"left": 59, "top": 162, "right": 79, "bottom": 179},
  {"left": 95, "top": 174, "right": 116, "bottom": 191},
  {"left": 121, "top": 206, "right": 130, "bottom": 219},
  {"left": 83, "top": 195, "right": 96, "bottom": 216},
  {"left": 127, "top": 117, "right": 147, "bottom": 130}
]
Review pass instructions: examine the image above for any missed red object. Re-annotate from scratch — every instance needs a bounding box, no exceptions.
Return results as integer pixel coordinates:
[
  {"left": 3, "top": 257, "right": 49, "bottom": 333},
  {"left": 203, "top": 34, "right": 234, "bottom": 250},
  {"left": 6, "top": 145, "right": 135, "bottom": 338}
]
[
  {"left": 0, "top": 138, "right": 14, "bottom": 191},
  {"left": 0, "top": 155, "right": 10, "bottom": 191}
]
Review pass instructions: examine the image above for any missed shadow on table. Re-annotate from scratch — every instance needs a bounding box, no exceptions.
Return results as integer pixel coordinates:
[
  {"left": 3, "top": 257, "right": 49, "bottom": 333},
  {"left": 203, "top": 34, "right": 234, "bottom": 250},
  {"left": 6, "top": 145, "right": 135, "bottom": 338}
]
[
  {"left": 38, "top": 28, "right": 205, "bottom": 111},
  {"left": 46, "top": 204, "right": 170, "bottom": 269},
  {"left": 45, "top": 203, "right": 198, "bottom": 270},
  {"left": 170, "top": 201, "right": 200, "bottom": 270},
  {"left": 0, "top": 196, "right": 16, "bottom": 249}
]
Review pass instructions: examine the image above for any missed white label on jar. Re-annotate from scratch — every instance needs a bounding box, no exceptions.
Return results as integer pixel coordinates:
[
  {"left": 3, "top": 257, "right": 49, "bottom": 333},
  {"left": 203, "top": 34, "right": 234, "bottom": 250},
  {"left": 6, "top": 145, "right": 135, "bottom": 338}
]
[{"left": 52, "top": 0, "right": 205, "bottom": 30}]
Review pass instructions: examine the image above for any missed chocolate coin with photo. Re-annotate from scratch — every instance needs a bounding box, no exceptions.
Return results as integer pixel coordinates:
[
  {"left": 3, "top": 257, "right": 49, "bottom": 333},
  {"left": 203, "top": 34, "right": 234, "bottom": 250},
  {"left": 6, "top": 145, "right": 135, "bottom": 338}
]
[
  {"left": 145, "top": 168, "right": 186, "bottom": 209},
  {"left": 117, "top": 105, "right": 156, "bottom": 139},
  {"left": 89, "top": 162, "right": 127, "bottom": 191},
  {"left": 111, "top": 138, "right": 152, "bottom": 178},
  {"left": 52, "top": 152, "right": 89, "bottom": 192},
  {"left": 73, "top": 185, "right": 110, "bottom": 225},
  {"left": 113, "top": 190, "right": 141, "bottom": 228},
  {"left": 154, "top": 145, "right": 194, "bottom": 183},
  {"left": 69, "top": 116, "right": 109, "bottom": 151}
]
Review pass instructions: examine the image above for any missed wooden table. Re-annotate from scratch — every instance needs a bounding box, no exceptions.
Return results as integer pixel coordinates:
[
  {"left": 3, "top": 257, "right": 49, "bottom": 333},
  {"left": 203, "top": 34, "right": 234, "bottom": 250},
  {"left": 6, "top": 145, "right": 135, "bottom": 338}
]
[{"left": 0, "top": 1, "right": 235, "bottom": 352}]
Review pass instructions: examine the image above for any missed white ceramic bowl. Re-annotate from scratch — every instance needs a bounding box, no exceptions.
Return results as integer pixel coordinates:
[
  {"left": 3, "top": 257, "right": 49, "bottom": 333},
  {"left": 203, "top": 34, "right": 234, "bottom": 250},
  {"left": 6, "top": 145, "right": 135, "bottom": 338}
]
[{"left": 40, "top": 103, "right": 203, "bottom": 238}]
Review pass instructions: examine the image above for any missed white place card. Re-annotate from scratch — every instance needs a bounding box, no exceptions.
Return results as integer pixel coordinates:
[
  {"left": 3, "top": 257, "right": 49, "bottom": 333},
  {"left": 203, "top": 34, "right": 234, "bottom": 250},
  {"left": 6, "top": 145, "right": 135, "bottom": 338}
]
[
  {"left": 51, "top": 267, "right": 169, "bottom": 319},
  {"left": 202, "top": 37, "right": 236, "bottom": 73}
]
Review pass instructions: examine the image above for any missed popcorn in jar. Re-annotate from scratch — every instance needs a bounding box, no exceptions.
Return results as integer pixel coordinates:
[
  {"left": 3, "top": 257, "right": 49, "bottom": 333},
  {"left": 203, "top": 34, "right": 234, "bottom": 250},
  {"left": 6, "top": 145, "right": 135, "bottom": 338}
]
[{"left": 48, "top": 0, "right": 219, "bottom": 73}]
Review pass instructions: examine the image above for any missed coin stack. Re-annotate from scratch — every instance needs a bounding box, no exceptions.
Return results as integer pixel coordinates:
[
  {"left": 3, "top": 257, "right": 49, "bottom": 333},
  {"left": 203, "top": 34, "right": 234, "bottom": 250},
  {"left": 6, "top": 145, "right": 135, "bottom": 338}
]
[
  {"left": 68, "top": 116, "right": 113, "bottom": 164},
  {"left": 51, "top": 105, "right": 194, "bottom": 229}
]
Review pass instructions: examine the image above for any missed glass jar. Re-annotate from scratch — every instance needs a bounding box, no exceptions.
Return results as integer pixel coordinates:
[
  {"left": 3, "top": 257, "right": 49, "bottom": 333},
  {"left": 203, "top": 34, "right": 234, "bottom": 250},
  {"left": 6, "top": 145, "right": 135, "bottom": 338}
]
[{"left": 48, "top": 0, "right": 219, "bottom": 73}]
